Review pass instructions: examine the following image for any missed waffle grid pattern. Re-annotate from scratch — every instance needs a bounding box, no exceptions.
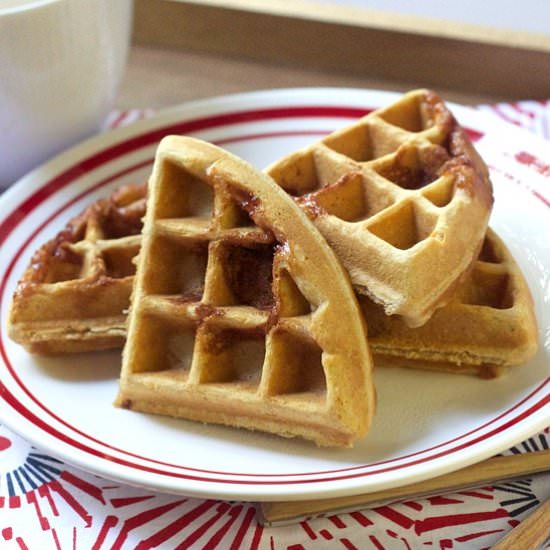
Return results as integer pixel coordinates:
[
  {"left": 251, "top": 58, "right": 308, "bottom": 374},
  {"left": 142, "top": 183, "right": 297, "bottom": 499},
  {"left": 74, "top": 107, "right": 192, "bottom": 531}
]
[
  {"left": 8, "top": 91, "right": 535, "bottom": 378},
  {"left": 267, "top": 89, "right": 493, "bottom": 326},
  {"left": 8, "top": 185, "right": 146, "bottom": 353},
  {"left": 363, "top": 229, "right": 538, "bottom": 376},
  {"left": 117, "top": 138, "right": 374, "bottom": 446},
  {"left": 127, "top": 165, "right": 325, "bottom": 400}
]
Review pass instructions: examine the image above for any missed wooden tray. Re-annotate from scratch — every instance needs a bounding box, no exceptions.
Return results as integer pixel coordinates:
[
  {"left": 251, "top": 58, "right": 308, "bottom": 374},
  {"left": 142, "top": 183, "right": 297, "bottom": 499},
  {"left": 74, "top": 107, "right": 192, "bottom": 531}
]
[{"left": 133, "top": 0, "right": 550, "bottom": 99}]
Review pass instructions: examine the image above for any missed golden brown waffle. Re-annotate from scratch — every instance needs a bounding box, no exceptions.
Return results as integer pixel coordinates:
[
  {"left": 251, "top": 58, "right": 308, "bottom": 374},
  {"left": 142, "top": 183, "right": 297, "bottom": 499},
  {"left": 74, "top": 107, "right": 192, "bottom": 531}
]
[
  {"left": 8, "top": 90, "right": 534, "bottom": 381},
  {"left": 8, "top": 184, "right": 537, "bottom": 378},
  {"left": 114, "top": 136, "right": 375, "bottom": 447},
  {"left": 363, "top": 228, "right": 538, "bottom": 378},
  {"left": 267, "top": 89, "right": 494, "bottom": 327},
  {"left": 8, "top": 184, "right": 146, "bottom": 354}
]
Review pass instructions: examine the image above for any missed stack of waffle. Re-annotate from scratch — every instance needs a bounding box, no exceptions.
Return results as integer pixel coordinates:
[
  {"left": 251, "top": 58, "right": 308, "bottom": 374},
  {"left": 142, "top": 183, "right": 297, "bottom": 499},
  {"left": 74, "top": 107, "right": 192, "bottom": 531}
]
[{"left": 8, "top": 90, "right": 538, "bottom": 446}]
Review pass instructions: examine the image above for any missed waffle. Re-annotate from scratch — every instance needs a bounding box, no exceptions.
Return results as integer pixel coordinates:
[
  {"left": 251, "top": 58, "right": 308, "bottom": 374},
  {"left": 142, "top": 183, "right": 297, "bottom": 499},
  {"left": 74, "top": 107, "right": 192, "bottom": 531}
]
[
  {"left": 363, "top": 228, "right": 539, "bottom": 378},
  {"left": 114, "top": 136, "right": 375, "bottom": 447},
  {"left": 8, "top": 90, "right": 492, "bottom": 352},
  {"left": 8, "top": 185, "right": 538, "bottom": 378},
  {"left": 7, "top": 184, "right": 146, "bottom": 354},
  {"left": 267, "top": 89, "right": 494, "bottom": 327}
]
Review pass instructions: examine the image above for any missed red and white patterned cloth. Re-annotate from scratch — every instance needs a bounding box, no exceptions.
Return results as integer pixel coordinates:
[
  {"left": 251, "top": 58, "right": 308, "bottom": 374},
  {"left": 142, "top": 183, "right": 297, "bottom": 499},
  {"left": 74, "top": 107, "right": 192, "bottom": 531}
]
[{"left": 1, "top": 99, "right": 549, "bottom": 550}]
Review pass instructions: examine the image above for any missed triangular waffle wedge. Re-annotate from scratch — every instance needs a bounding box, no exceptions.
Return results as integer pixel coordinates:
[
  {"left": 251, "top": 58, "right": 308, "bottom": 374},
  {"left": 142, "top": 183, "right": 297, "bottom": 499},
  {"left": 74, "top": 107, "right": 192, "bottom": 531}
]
[
  {"left": 8, "top": 184, "right": 146, "bottom": 354},
  {"left": 362, "top": 228, "right": 538, "bottom": 378},
  {"left": 114, "top": 136, "right": 375, "bottom": 447},
  {"left": 267, "top": 89, "right": 494, "bottom": 327}
]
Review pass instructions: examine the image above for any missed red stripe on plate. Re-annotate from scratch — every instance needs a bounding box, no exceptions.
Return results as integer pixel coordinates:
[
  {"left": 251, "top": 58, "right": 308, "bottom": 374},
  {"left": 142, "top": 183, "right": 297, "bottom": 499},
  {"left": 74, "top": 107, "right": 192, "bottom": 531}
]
[{"left": 0, "top": 106, "right": 367, "bottom": 245}]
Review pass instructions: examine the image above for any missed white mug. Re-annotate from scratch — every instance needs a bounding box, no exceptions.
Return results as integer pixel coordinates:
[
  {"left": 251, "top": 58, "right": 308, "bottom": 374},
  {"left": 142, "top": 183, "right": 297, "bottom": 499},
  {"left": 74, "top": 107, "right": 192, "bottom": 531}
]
[{"left": 0, "top": 0, "right": 133, "bottom": 189}]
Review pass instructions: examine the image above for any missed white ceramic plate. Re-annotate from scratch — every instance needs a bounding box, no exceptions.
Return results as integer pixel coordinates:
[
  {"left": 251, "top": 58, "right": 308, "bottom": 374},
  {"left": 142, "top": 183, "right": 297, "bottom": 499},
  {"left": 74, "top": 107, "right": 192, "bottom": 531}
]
[{"left": 1, "top": 88, "right": 549, "bottom": 501}]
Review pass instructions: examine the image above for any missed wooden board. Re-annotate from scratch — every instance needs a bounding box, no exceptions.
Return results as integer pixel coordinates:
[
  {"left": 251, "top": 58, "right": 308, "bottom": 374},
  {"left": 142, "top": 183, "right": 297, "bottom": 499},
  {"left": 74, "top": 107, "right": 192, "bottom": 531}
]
[{"left": 133, "top": 0, "right": 550, "bottom": 99}]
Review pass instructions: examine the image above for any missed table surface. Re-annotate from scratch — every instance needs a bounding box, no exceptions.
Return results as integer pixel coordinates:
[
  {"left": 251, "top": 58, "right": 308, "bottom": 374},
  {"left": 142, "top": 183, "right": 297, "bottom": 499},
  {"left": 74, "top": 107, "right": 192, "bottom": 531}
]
[{"left": 117, "top": 44, "right": 500, "bottom": 111}]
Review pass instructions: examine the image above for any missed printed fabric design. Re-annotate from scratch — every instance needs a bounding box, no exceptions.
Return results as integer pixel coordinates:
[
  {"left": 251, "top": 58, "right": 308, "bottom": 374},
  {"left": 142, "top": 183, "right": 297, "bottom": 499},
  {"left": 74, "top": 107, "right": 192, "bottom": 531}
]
[{"left": 1, "top": 423, "right": 550, "bottom": 549}]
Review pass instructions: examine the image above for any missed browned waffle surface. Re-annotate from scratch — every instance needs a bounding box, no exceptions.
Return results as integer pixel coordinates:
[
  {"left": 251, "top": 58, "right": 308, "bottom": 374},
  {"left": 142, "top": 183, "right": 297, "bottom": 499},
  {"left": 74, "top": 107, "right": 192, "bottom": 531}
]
[
  {"left": 267, "top": 89, "right": 494, "bottom": 327},
  {"left": 115, "top": 136, "right": 375, "bottom": 447},
  {"left": 363, "top": 228, "right": 538, "bottom": 378},
  {"left": 9, "top": 200, "right": 538, "bottom": 380},
  {"left": 8, "top": 184, "right": 538, "bottom": 378},
  {"left": 8, "top": 184, "right": 146, "bottom": 354}
]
